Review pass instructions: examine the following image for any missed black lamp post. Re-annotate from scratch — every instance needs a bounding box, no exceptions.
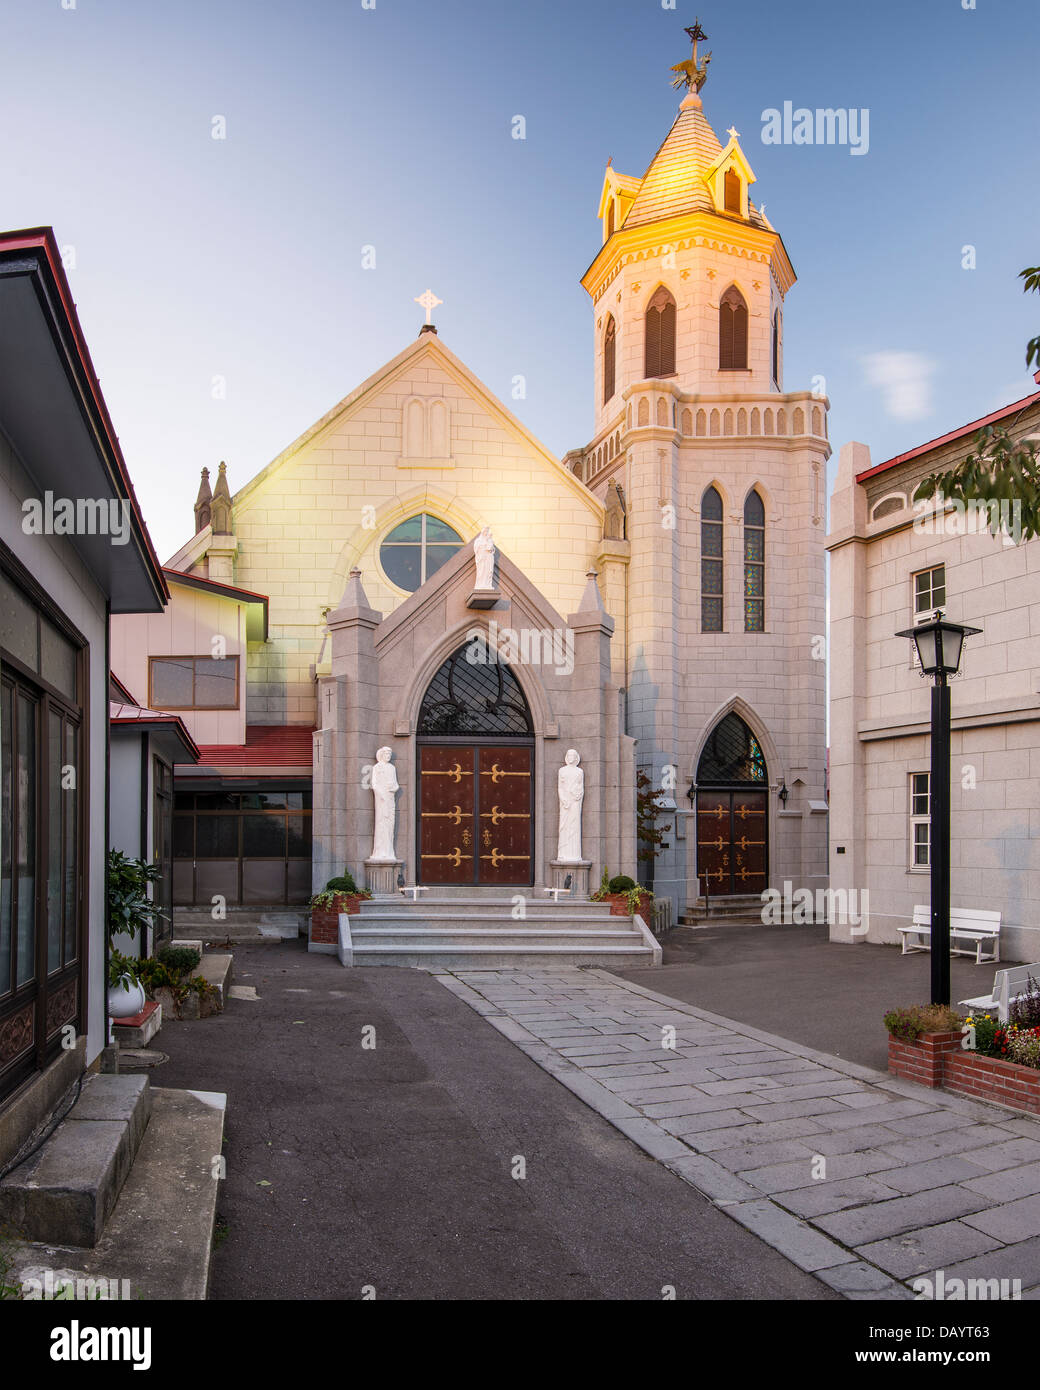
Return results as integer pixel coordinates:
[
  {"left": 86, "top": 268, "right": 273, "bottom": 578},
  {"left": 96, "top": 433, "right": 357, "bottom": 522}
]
[{"left": 895, "top": 610, "right": 982, "bottom": 1005}]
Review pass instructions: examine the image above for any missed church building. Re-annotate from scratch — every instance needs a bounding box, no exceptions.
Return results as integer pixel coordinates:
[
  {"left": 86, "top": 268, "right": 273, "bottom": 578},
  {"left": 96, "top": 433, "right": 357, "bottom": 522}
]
[{"left": 110, "top": 35, "right": 830, "bottom": 940}]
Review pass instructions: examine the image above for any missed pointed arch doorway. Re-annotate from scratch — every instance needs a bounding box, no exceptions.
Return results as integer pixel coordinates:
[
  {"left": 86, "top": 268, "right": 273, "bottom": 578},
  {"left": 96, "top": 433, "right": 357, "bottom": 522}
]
[
  {"left": 416, "top": 644, "right": 534, "bottom": 886},
  {"left": 695, "top": 712, "right": 769, "bottom": 896}
]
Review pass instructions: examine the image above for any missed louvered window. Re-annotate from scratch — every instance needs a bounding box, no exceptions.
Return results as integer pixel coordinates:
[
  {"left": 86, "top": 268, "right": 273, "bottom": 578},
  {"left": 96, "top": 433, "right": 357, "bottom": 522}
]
[
  {"left": 724, "top": 168, "right": 741, "bottom": 214},
  {"left": 744, "top": 489, "right": 765, "bottom": 632},
  {"left": 644, "top": 287, "right": 676, "bottom": 378},
  {"left": 603, "top": 316, "right": 616, "bottom": 404},
  {"left": 771, "top": 310, "right": 781, "bottom": 386},
  {"left": 719, "top": 286, "right": 748, "bottom": 370},
  {"left": 701, "top": 487, "right": 724, "bottom": 632}
]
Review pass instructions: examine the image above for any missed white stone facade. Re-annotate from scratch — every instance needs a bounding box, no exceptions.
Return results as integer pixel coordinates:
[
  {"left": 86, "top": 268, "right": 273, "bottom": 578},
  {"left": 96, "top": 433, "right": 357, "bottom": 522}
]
[{"left": 828, "top": 393, "right": 1040, "bottom": 962}]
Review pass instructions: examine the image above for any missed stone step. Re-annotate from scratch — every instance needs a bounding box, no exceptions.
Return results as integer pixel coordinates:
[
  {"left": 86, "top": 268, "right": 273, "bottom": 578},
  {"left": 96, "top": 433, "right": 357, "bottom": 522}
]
[
  {"left": 0, "top": 1074, "right": 151, "bottom": 1248},
  {"left": 196, "top": 952, "right": 234, "bottom": 1006},
  {"left": 357, "top": 910, "right": 623, "bottom": 926},
  {"left": 352, "top": 927, "right": 645, "bottom": 948},
  {"left": 353, "top": 944, "right": 657, "bottom": 969},
  {"left": 7, "top": 1087, "right": 226, "bottom": 1301}
]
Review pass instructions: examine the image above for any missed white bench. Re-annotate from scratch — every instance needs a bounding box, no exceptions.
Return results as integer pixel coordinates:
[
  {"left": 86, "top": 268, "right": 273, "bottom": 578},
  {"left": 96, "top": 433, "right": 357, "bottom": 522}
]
[
  {"left": 959, "top": 963, "right": 1040, "bottom": 1024},
  {"left": 899, "top": 905, "right": 1001, "bottom": 965}
]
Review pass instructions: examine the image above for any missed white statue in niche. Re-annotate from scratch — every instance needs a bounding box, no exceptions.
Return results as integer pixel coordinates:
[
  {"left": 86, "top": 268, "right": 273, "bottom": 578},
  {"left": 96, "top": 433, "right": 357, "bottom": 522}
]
[
  {"left": 370, "top": 747, "right": 399, "bottom": 861},
  {"left": 556, "top": 749, "right": 585, "bottom": 863},
  {"left": 473, "top": 526, "right": 496, "bottom": 590}
]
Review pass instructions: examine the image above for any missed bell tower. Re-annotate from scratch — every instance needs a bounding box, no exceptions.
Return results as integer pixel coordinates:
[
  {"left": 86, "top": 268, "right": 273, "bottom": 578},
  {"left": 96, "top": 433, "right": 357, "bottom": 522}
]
[{"left": 570, "top": 22, "right": 831, "bottom": 925}]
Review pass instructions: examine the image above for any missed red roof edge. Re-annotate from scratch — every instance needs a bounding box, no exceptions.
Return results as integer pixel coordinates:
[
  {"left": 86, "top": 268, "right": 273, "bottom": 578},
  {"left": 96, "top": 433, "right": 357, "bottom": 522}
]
[
  {"left": 163, "top": 568, "right": 268, "bottom": 603},
  {"left": 0, "top": 227, "right": 169, "bottom": 605},
  {"left": 856, "top": 387, "right": 1040, "bottom": 484}
]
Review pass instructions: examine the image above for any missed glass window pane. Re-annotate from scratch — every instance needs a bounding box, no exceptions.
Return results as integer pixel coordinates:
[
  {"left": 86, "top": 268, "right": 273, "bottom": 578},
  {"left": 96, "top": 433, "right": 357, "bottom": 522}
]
[
  {"left": 240, "top": 791, "right": 287, "bottom": 811},
  {"left": 745, "top": 566, "right": 764, "bottom": 597},
  {"left": 381, "top": 545, "right": 421, "bottom": 591},
  {"left": 242, "top": 815, "right": 286, "bottom": 857},
  {"left": 1, "top": 683, "right": 12, "bottom": 996},
  {"left": 195, "top": 793, "right": 239, "bottom": 812},
  {"left": 16, "top": 693, "right": 37, "bottom": 987},
  {"left": 0, "top": 575, "right": 39, "bottom": 670},
  {"left": 385, "top": 517, "right": 423, "bottom": 543},
  {"left": 702, "top": 597, "right": 723, "bottom": 633},
  {"left": 425, "top": 517, "right": 462, "bottom": 544},
  {"left": 47, "top": 712, "right": 62, "bottom": 973},
  {"left": 702, "top": 559, "right": 723, "bottom": 595},
  {"left": 702, "top": 522, "right": 722, "bottom": 559},
  {"left": 286, "top": 792, "right": 304, "bottom": 810},
  {"left": 63, "top": 723, "right": 78, "bottom": 965},
  {"left": 173, "top": 816, "right": 194, "bottom": 858},
  {"left": 197, "top": 816, "right": 239, "bottom": 858},
  {"left": 40, "top": 620, "right": 77, "bottom": 700},
  {"left": 193, "top": 658, "right": 238, "bottom": 708},
  {"left": 424, "top": 544, "right": 460, "bottom": 579},
  {"left": 744, "top": 530, "right": 764, "bottom": 563},
  {"left": 287, "top": 815, "right": 311, "bottom": 857},
  {"left": 151, "top": 658, "right": 194, "bottom": 707}
]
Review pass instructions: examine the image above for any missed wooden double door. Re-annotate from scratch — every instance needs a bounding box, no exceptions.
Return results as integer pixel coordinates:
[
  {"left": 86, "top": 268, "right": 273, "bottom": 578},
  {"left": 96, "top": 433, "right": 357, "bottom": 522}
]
[
  {"left": 696, "top": 789, "right": 768, "bottom": 896},
  {"left": 418, "top": 743, "right": 533, "bottom": 886}
]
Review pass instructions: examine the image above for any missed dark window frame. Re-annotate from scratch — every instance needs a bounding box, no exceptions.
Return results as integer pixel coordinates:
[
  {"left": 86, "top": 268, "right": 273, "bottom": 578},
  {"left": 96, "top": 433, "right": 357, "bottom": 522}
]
[
  {"left": 644, "top": 286, "right": 677, "bottom": 379},
  {"left": 743, "top": 489, "right": 766, "bottom": 632},
  {"left": 719, "top": 285, "right": 749, "bottom": 371},
  {"left": 701, "top": 486, "right": 724, "bottom": 633}
]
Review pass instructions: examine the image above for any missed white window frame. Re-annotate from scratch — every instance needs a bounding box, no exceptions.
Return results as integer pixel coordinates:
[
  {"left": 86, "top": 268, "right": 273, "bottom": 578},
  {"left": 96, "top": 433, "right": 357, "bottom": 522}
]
[{"left": 909, "top": 771, "right": 930, "bottom": 870}]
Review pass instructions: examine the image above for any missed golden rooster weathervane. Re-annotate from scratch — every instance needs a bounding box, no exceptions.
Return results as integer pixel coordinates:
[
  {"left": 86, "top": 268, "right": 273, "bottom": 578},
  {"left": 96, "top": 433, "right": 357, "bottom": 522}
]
[{"left": 671, "top": 19, "right": 712, "bottom": 94}]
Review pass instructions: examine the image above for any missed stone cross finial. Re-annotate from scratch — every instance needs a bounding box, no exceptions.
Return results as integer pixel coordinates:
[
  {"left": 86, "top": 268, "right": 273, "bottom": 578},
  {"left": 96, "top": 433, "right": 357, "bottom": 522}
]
[{"left": 414, "top": 288, "right": 442, "bottom": 325}]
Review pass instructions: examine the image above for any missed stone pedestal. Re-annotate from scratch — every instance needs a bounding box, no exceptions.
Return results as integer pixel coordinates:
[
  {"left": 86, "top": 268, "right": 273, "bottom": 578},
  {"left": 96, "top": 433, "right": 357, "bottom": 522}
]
[
  {"left": 550, "top": 860, "right": 591, "bottom": 900},
  {"left": 365, "top": 859, "right": 404, "bottom": 898},
  {"left": 466, "top": 588, "right": 500, "bottom": 609}
]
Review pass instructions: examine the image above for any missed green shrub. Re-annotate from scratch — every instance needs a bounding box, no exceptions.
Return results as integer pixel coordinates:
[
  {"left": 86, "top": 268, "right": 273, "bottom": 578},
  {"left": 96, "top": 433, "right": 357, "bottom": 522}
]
[
  {"left": 970, "top": 1012, "right": 1001, "bottom": 1056},
  {"left": 158, "top": 945, "right": 202, "bottom": 975},
  {"left": 325, "top": 873, "right": 360, "bottom": 894},
  {"left": 883, "top": 1004, "right": 964, "bottom": 1040},
  {"left": 607, "top": 875, "right": 638, "bottom": 893}
]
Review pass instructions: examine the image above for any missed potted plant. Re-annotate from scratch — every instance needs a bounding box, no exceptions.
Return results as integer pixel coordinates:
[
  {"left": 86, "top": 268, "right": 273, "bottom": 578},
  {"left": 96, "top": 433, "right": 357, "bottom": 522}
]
[
  {"left": 591, "top": 870, "right": 655, "bottom": 921},
  {"left": 106, "top": 850, "right": 163, "bottom": 1019},
  {"left": 310, "top": 872, "right": 373, "bottom": 946}
]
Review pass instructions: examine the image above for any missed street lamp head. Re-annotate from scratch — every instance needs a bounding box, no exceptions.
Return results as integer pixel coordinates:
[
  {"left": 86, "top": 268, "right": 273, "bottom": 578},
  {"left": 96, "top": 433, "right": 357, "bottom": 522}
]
[
  {"left": 778, "top": 780, "right": 789, "bottom": 805},
  {"left": 895, "top": 610, "right": 983, "bottom": 683}
]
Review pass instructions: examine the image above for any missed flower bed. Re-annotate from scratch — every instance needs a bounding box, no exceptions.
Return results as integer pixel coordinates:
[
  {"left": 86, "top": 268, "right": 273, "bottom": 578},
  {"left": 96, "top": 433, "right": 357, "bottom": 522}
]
[
  {"left": 311, "top": 894, "right": 367, "bottom": 946},
  {"left": 885, "top": 999, "right": 1040, "bottom": 1116}
]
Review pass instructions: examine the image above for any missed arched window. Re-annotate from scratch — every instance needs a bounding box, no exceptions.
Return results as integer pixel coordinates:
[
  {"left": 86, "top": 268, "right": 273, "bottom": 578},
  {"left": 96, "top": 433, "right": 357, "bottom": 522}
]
[
  {"left": 743, "top": 490, "right": 765, "bottom": 632},
  {"left": 724, "top": 167, "right": 741, "bottom": 214},
  {"left": 719, "top": 286, "right": 748, "bottom": 370},
  {"left": 644, "top": 286, "right": 676, "bottom": 378},
  {"left": 696, "top": 712, "right": 767, "bottom": 785},
  {"left": 701, "top": 486, "right": 724, "bottom": 632},
  {"left": 603, "top": 316, "right": 616, "bottom": 404},
  {"left": 380, "top": 514, "right": 463, "bottom": 592},
  {"left": 418, "top": 643, "right": 533, "bottom": 736},
  {"left": 771, "top": 309, "right": 781, "bottom": 387},
  {"left": 606, "top": 201, "right": 615, "bottom": 238}
]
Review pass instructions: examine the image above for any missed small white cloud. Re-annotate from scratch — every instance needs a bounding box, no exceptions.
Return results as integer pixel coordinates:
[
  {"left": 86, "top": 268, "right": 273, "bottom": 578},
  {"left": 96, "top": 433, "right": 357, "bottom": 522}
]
[{"left": 861, "top": 351, "right": 936, "bottom": 421}]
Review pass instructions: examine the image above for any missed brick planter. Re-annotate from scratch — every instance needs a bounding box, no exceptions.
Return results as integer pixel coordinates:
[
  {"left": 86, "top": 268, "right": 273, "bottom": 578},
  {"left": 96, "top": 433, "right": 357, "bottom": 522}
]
[
  {"left": 598, "top": 892, "right": 654, "bottom": 920},
  {"left": 889, "top": 1030, "right": 1040, "bottom": 1115},
  {"left": 310, "top": 894, "right": 366, "bottom": 947}
]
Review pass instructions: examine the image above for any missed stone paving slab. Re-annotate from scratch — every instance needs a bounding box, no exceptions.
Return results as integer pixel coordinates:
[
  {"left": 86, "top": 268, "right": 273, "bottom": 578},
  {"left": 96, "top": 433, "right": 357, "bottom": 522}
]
[{"left": 436, "top": 966, "right": 1040, "bottom": 1302}]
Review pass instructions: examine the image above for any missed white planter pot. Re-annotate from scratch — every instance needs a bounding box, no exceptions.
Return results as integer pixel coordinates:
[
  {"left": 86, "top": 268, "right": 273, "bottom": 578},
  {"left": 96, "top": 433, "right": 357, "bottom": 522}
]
[{"left": 107, "top": 975, "right": 146, "bottom": 1019}]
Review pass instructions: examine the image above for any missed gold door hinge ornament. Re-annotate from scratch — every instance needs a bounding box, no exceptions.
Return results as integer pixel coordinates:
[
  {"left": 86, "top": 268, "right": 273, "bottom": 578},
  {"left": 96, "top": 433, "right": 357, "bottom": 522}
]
[
  {"left": 481, "top": 805, "right": 528, "bottom": 824},
  {"left": 421, "top": 847, "right": 465, "bottom": 867},
  {"left": 421, "top": 805, "right": 464, "bottom": 825},
  {"left": 484, "top": 763, "right": 530, "bottom": 784},
  {"left": 480, "top": 848, "right": 530, "bottom": 867},
  {"left": 422, "top": 763, "right": 471, "bottom": 783}
]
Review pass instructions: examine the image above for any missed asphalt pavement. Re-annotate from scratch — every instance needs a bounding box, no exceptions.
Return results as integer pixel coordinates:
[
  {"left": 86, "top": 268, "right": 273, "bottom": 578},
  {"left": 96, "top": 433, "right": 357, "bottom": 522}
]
[{"left": 154, "top": 941, "right": 835, "bottom": 1300}]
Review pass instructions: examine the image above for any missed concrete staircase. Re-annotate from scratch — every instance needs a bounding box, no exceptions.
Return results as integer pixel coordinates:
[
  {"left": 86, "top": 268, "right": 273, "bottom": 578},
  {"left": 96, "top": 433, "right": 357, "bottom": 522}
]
[
  {"left": 173, "top": 906, "right": 307, "bottom": 942},
  {"left": 679, "top": 894, "right": 766, "bottom": 925},
  {"left": 343, "top": 895, "right": 661, "bottom": 969},
  {"left": 1, "top": 1072, "right": 226, "bottom": 1299}
]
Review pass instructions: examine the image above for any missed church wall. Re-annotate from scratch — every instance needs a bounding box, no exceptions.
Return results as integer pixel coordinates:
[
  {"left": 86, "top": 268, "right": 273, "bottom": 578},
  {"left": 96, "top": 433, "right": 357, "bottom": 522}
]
[{"left": 227, "top": 351, "right": 604, "bottom": 729}]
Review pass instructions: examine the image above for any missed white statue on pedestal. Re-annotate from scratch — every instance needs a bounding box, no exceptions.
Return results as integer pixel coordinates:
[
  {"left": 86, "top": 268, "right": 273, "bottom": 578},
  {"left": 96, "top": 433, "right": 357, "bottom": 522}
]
[
  {"left": 370, "top": 747, "right": 399, "bottom": 861},
  {"left": 473, "top": 526, "right": 496, "bottom": 590},
  {"left": 557, "top": 749, "right": 585, "bottom": 863}
]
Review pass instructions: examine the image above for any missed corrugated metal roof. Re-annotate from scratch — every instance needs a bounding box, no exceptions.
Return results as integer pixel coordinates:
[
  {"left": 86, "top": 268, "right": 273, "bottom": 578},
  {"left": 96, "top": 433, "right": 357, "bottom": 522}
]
[{"left": 177, "top": 724, "right": 315, "bottom": 776}]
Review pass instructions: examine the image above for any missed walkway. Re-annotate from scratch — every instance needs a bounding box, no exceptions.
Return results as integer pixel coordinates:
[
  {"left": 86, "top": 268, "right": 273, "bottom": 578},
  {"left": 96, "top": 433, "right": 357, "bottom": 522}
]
[
  {"left": 439, "top": 967, "right": 1040, "bottom": 1298},
  {"left": 153, "top": 943, "right": 831, "bottom": 1300}
]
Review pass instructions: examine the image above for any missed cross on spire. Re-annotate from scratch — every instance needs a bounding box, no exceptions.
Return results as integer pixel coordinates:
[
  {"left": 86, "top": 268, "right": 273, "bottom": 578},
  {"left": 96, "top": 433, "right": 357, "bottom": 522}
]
[
  {"left": 727, "top": 126, "right": 740, "bottom": 141},
  {"left": 414, "top": 288, "right": 442, "bottom": 324}
]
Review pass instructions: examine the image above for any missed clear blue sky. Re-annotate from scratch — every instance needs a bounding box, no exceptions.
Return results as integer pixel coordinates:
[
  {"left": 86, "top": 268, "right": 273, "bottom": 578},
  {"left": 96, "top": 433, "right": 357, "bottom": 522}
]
[{"left": 2, "top": 0, "right": 1037, "bottom": 560}]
